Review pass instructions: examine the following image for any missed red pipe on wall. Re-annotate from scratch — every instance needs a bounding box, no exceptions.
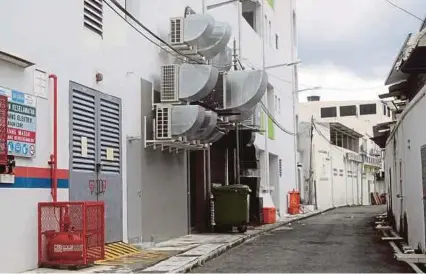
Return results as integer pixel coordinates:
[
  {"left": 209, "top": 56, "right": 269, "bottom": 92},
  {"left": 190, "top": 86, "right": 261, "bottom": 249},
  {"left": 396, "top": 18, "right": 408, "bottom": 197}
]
[{"left": 49, "top": 74, "right": 58, "bottom": 202}]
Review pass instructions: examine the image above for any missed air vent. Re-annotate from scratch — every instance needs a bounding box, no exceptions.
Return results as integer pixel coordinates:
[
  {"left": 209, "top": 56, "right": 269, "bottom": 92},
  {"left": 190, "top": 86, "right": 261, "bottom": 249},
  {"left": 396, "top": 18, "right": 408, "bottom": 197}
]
[
  {"left": 279, "top": 159, "right": 282, "bottom": 177},
  {"left": 161, "top": 64, "right": 179, "bottom": 102},
  {"left": 84, "top": 0, "right": 103, "bottom": 36},
  {"left": 155, "top": 106, "right": 171, "bottom": 140},
  {"left": 170, "top": 18, "right": 184, "bottom": 44}
]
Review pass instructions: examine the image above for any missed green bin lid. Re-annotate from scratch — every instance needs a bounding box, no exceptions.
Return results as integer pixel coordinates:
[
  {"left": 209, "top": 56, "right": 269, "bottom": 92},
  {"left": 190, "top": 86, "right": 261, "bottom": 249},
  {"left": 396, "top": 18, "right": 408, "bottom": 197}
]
[{"left": 212, "top": 184, "right": 251, "bottom": 193}]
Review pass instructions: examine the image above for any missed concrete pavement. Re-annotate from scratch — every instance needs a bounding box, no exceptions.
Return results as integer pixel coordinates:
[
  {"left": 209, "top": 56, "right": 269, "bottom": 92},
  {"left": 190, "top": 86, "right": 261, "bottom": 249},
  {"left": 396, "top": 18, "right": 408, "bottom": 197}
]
[{"left": 193, "top": 206, "right": 414, "bottom": 273}]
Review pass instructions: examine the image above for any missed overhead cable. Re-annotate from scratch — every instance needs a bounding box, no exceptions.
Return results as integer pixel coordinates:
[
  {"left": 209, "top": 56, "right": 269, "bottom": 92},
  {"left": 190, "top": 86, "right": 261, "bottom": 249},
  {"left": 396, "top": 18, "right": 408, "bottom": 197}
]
[
  {"left": 259, "top": 101, "right": 296, "bottom": 136},
  {"left": 104, "top": 0, "right": 234, "bottom": 70},
  {"left": 107, "top": 0, "right": 204, "bottom": 64},
  {"left": 383, "top": 0, "right": 424, "bottom": 22},
  {"left": 242, "top": 59, "right": 386, "bottom": 91}
]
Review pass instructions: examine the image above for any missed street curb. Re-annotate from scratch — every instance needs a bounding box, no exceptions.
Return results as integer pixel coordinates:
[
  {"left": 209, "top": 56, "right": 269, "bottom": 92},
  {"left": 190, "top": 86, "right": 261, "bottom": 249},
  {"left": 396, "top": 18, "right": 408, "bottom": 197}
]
[{"left": 177, "top": 207, "right": 336, "bottom": 273}]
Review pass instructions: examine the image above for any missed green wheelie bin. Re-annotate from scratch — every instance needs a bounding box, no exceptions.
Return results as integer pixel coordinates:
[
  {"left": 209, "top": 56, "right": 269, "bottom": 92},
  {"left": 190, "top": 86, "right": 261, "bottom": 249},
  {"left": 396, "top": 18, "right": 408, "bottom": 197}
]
[{"left": 212, "top": 184, "right": 251, "bottom": 233}]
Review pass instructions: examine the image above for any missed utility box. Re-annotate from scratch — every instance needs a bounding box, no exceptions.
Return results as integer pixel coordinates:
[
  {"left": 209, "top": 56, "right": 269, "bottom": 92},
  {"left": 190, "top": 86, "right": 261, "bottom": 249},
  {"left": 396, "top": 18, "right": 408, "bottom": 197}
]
[
  {"left": 38, "top": 201, "right": 105, "bottom": 268},
  {"left": 212, "top": 184, "right": 251, "bottom": 233}
]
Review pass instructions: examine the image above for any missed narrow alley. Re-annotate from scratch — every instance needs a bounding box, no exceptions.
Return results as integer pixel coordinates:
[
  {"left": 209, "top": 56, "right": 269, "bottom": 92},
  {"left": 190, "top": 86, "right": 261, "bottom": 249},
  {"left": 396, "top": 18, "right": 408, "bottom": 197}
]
[{"left": 193, "top": 206, "right": 413, "bottom": 273}]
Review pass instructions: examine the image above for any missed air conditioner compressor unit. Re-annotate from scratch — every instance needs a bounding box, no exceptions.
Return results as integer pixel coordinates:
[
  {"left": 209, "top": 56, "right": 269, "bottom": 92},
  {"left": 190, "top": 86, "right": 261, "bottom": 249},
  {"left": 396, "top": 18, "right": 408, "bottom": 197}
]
[{"left": 160, "top": 64, "right": 219, "bottom": 103}]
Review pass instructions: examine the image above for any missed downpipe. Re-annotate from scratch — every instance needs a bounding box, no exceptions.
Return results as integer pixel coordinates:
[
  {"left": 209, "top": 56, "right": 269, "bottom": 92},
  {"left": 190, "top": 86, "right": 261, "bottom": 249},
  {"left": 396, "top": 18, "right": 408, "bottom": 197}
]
[{"left": 48, "top": 74, "right": 58, "bottom": 202}]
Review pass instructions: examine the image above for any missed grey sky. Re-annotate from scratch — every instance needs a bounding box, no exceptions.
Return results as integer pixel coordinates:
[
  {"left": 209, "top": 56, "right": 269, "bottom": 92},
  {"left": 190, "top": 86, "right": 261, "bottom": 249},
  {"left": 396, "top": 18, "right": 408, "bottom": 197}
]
[{"left": 296, "top": 0, "right": 426, "bottom": 100}]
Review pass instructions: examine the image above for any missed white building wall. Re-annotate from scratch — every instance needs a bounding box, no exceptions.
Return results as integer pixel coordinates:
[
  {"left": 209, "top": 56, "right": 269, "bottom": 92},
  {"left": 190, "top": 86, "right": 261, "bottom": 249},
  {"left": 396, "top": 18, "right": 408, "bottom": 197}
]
[
  {"left": 0, "top": 1, "right": 204, "bottom": 271},
  {"left": 331, "top": 149, "right": 347, "bottom": 207},
  {"left": 249, "top": 0, "right": 298, "bottom": 218},
  {"left": 298, "top": 122, "right": 372, "bottom": 211},
  {"left": 298, "top": 100, "right": 392, "bottom": 155},
  {"left": 0, "top": 0, "right": 297, "bottom": 272},
  {"left": 299, "top": 99, "right": 386, "bottom": 196},
  {"left": 385, "top": 86, "right": 426, "bottom": 252}
]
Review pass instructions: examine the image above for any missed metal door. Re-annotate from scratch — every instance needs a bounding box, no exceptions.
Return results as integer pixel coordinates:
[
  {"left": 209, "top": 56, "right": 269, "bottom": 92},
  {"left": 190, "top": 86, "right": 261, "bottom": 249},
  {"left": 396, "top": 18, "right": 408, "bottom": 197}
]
[
  {"left": 97, "top": 94, "right": 123, "bottom": 242},
  {"left": 69, "top": 82, "right": 123, "bottom": 243},
  {"left": 69, "top": 84, "right": 98, "bottom": 202}
]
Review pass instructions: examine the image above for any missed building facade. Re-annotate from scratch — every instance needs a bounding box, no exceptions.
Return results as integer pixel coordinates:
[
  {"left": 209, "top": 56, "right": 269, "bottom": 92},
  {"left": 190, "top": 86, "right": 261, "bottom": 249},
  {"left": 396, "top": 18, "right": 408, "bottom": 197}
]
[
  {"left": 377, "top": 18, "right": 426, "bottom": 253},
  {"left": 0, "top": 0, "right": 297, "bottom": 272},
  {"left": 298, "top": 97, "right": 393, "bottom": 196},
  {"left": 298, "top": 120, "right": 379, "bottom": 210}
]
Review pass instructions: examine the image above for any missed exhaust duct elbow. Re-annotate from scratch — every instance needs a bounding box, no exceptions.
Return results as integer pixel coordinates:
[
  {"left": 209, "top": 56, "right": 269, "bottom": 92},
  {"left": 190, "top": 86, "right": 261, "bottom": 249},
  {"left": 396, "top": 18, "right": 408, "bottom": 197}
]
[
  {"left": 225, "top": 70, "right": 268, "bottom": 112},
  {"left": 184, "top": 14, "right": 215, "bottom": 47},
  {"left": 211, "top": 46, "right": 233, "bottom": 72},
  {"left": 171, "top": 105, "right": 206, "bottom": 137},
  {"left": 179, "top": 64, "right": 219, "bottom": 102},
  {"left": 183, "top": 14, "right": 232, "bottom": 60},
  {"left": 197, "top": 21, "right": 232, "bottom": 59},
  {"left": 188, "top": 111, "right": 218, "bottom": 141}
]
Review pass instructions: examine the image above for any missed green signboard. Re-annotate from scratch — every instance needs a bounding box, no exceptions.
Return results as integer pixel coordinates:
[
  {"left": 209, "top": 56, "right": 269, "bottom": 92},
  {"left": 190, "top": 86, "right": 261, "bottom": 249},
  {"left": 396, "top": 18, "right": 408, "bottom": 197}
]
[{"left": 267, "top": 0, "right": 274, "bottom": 9}]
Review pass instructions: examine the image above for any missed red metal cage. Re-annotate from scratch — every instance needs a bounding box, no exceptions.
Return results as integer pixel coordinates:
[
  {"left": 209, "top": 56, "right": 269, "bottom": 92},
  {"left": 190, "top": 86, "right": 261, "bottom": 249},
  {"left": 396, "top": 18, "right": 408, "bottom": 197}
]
[{"left": 38, "top": 201, "right": 105, "bottom": 267}]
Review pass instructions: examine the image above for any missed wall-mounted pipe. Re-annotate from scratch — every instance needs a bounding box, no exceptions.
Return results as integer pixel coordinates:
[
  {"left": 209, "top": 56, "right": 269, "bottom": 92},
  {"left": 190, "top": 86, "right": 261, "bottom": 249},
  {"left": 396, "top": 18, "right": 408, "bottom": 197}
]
[{"left": 49, "top": 74, "right": 58, "bottom": 202}]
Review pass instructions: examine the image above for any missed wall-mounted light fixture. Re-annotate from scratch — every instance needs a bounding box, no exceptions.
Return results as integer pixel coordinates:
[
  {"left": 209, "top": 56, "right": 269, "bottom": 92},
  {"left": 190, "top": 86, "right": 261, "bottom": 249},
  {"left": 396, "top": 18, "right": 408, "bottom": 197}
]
[{"left": 96, "top": 72, "right": 103, "bottom": 83}]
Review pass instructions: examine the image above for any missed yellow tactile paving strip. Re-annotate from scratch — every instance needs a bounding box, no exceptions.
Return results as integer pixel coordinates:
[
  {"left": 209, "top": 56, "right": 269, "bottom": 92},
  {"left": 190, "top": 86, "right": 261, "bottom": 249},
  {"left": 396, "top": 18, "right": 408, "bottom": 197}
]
[{"left": 95, "top": 242, "right": 171, "bottom": 266}]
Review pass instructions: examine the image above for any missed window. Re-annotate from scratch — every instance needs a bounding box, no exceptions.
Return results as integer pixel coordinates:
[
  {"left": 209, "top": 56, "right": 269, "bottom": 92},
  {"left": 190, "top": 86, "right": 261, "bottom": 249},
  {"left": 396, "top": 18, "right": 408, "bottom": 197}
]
[
  {"left": 84, "top": 0, "right": 103, "bottom": 36},
  {"left": 242, "top": 11, "right": 255, "bottom": 29},
  {"left": 387, "top": 107, "right": 391, "bottom": 117},
  {"left": 359, "top": 103, "right": 377, "bottom": 115},
  {"left": 383, "top": 104, "right": 386, "bottom": 115},
  {"left": 269, "top": 21, "right": 272, "bottom": 46},
  {"left": 275, "top": 34, "right": 279, "bottom": 49},
  {"left": 241, "top": 1, "right": 259, "bottom": 33},
  {"left": 274, "top": 95, "right": 280, "bottom": 114},
  {"left": 340, "top": 105, "right": 357, "bottom": 117},
  {"left": 274, "top": 95, "right": 278, "bottom": 111},
  {"left": 278, "top": 98, "right": 281, "bottom": 113},
  {"left": 320, "top": 107, "right": 337, "bottom": 118}
]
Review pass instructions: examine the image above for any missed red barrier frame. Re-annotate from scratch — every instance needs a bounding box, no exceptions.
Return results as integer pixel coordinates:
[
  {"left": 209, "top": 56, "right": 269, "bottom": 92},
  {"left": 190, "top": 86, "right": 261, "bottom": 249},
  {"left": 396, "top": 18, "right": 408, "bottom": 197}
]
[{"left": 38, "top": 201, "right": 105, "bottom": 267}]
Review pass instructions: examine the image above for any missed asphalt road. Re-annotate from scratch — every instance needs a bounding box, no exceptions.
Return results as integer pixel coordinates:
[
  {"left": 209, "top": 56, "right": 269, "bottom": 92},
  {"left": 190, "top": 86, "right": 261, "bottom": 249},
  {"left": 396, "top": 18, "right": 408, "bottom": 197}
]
[{"left": 193, "top": 206, "right": 413, "bottom": 273}]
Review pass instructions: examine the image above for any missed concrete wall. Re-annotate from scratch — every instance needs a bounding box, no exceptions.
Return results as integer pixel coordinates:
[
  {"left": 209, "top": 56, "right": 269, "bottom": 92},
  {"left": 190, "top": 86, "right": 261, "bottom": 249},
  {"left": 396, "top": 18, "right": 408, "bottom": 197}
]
[
  {"left": 138, "top": 80, "right": 188, "bottom": 243},
  {"left": 385, "top": 85, "right": 426, "bottom": 252},
  {"left": 127, "top": 79, "right": 188, "bottom": 244}
]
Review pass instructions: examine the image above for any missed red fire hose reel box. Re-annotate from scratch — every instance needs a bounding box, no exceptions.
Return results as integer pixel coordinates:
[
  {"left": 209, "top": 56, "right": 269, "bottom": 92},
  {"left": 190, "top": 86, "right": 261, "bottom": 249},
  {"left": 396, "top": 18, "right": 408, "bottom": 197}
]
[{"left": 38, "top": 201, "right": 105, "bottom": 268}]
